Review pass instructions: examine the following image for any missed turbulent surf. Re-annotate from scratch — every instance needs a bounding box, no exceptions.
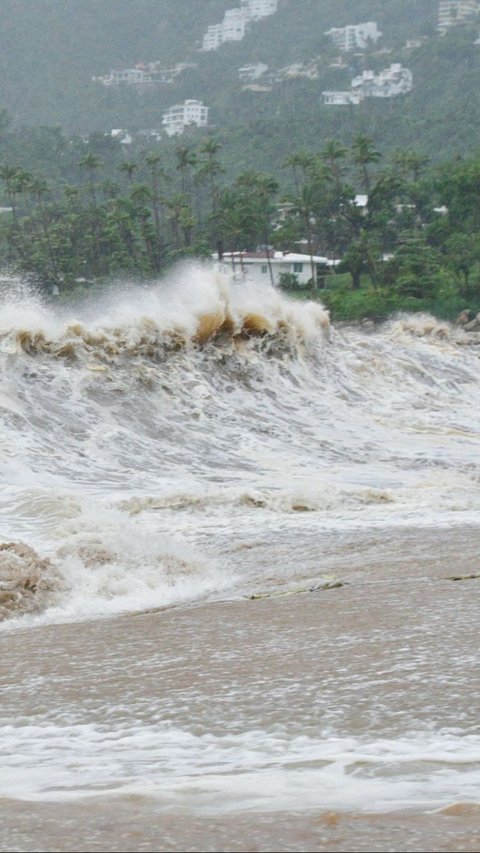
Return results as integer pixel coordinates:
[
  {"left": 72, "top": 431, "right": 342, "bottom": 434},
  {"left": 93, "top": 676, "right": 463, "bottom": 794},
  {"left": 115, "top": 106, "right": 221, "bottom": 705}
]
[{"left": 1, "top": 262, "right": 480, "bottom": 624}]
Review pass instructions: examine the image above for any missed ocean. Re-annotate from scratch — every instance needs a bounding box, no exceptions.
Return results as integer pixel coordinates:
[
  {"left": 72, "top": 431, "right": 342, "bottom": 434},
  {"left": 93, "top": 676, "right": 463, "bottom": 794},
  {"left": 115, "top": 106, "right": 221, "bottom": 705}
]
[{"left": 1, "top": 264, "right": 479, "bottom": 852}]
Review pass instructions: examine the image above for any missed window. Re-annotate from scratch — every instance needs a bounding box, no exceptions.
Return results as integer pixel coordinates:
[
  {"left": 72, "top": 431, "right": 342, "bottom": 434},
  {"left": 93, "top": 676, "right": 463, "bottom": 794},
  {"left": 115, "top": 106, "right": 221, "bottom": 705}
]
[
  {"left": 293, "top": 262, "right": 303, "bottom": 273},
  {"left": 261, "top": 265, "right": 268, "bottom": 273}
]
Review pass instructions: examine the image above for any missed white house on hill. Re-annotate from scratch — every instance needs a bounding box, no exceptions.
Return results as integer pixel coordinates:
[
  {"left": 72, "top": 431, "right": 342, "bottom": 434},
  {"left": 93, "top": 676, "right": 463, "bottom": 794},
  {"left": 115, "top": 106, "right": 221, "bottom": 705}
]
[
  {"left": 162, "top": 100, "right": 209, "bottom": 137},
  {"left": 351, "top": 64, "right": 413, "bottom": 98},
  {"left": 322, "top": 90, "right": 363, "bottom": 106}
]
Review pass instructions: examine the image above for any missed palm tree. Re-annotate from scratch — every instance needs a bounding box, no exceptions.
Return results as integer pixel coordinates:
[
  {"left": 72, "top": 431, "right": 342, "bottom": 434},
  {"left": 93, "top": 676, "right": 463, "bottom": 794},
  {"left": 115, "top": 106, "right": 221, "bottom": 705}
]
[
  {"left": 175, "top": 145, "right": 197, "bottom": 196},
  {"left": 284, "top": 151, "right": 314, "bottom": 196},
  {"left": 350, "top": 134, "right": 381, "bottom": 195},
  {"left": 293, "top": 184, "right": 318, "bottom": 287},
  {"left": 391, "top": 149, "right": 429, "bottom": 183},
  {"left": 145, "top": 152, "right": 168, "bottom": 266},
  {"left": 321, "top": 139, "right": 348, "bottom": 191},
  {"left": 237, "top": 171, "right": 279, "bottom": 286},
  {"left": 78, "top": 152, "right": 103, "bottom": 207},
  {"left": 196, "top": 138, "right": 224, "bottom": 256},
  {"left": 118, "top": 161, "right": 138, "bottom": 185}
]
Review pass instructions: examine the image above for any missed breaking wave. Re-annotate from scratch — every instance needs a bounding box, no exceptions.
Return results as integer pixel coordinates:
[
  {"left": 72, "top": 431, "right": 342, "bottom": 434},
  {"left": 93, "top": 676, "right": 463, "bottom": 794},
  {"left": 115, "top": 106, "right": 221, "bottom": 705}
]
[{"left": 1, "top": 263, "right": 480, "bottom": 624}]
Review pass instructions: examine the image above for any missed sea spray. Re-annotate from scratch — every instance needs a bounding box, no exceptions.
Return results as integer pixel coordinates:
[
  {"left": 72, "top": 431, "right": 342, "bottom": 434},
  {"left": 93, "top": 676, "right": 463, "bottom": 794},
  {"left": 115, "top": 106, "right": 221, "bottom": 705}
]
[{"left": 1, "top": 264, "right": 480, "bottom": 625}]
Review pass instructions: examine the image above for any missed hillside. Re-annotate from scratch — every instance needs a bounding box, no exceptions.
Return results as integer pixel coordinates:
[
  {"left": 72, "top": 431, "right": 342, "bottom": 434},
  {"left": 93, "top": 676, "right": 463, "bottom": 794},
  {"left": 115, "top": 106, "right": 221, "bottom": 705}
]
[{"left": 1, "top": 0, "right": 480, "bottom": 173}]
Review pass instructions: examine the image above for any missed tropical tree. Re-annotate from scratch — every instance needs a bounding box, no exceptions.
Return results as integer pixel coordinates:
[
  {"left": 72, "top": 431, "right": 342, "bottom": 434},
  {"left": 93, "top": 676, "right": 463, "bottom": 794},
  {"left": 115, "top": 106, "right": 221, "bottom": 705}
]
[
  {"left": 78, "top": 152, "right": 103, "bottom": 207},
  {"left": 350, "top": 134, "right": 381, "bottom": 195}
]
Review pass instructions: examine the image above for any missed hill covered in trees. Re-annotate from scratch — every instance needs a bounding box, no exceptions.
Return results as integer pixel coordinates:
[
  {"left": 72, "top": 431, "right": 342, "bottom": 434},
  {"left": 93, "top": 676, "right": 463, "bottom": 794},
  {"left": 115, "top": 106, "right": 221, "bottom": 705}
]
[
  {"left": 1, "top": 0, "right": 480, "bottom": 170},
  {"left": 3, "top": 1, "right": 480, "bottom": 325}
]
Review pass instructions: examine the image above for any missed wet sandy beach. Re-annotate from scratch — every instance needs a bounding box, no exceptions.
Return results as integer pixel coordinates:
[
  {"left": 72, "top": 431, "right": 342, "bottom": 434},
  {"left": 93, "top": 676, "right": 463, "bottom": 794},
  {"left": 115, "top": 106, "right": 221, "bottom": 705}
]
[{"left": 1, "top": 526, "right": 479, "bottom": 852}]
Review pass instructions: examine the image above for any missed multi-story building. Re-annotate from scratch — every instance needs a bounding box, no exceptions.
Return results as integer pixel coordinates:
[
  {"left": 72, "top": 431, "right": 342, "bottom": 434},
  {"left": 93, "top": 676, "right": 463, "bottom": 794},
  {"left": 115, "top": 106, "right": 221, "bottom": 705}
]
[
  {"left": 202, "top": 0, "right": 278, "bottom": 51},
  {"left": 162, "top": 100, "right": 209, "bottom": 137},
  {"left": 202, "top": 24, "right": 224, "bottom": 51},
  {"left": 325, "top": 21, "right": 382, "bottom": 52},
  {"left": 240, "top": 0, "right": 278, "bottom": 20},
  {"left": 438, "top": 0, "right": 479, "bottom": 31},
  {"left": 222, "top": 8, "right": 250, "bottom": 42}
]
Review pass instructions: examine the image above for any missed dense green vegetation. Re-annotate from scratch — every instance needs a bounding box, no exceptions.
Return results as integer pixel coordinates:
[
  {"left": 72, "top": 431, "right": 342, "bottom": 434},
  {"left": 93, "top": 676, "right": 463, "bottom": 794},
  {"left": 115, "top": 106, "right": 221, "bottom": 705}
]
[
  {"left": 1, "top": 0, "right": 480, "bottom": 168},
  {"left": 2, "top": 118, "right": 480, "bottom": 324},
  {"left": 2, "top": 0, "right": 480, "bottom": 322}
]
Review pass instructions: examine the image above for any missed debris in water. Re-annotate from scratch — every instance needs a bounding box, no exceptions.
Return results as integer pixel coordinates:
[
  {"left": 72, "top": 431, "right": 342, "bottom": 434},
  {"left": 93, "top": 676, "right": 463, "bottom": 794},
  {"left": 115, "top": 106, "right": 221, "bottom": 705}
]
[{"left": 246, "top": 577, "right": 347, "bottom": 600}]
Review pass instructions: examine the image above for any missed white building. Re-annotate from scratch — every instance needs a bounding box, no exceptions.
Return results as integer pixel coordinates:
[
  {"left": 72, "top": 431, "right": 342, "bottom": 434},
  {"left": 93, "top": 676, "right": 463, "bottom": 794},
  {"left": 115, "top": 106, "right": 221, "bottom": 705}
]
[
  {"left": 240, "top": 0, "right": 278, "bottom": 20},
  {"left": 222, "top": 8, "right": 250, "bottom": 42},
  {"left": 238, "top": 62, "right": 268, "bottom": 82},
  {"left": 96, "top": 67, "right": 154, "bottom": 86},
  {"left": 324, "top": 63, "right": 412, "bottom": 105},
  {"left": 95, "top": 62, "right": 195, "bottom": 87},
  {"left": 325, "top": 21, "right": 382, "bottom": 52},
  {"left": 162, "top": 100, "right": 209, "bottom": 137},
  {"left": 202, "top": 24, "right": 224, "bottom": 51},
  {"left": 218, "top": 251, "right": 333, "bottom": 287},
  {"left": 202, "top": 0, "right": 278, "bottom": 51},
  {"left": 203, "top": 8, "right": 249, "bottom": 50},
  {"left": 322, "top": 90, "right": 363, "bottom": 105},
  {"left": 351, "top": 64, "right": 413, "bottom": 98},
  {"left": 137, "top": 128, "right": 163, "bottom": 142},
  {"left": 438, "top": 0, "right": 479, "bottom": 32},
  {"left": 111, "top": 129, "right": 132, "bottom": 145}
]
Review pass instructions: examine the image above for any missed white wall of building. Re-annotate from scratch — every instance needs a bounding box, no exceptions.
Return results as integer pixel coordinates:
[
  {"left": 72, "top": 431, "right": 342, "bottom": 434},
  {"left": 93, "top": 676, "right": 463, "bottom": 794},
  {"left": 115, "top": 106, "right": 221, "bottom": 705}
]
[
  {"left": 238, "top": 62, "right": 268, "bottom": 82},
  {"left": 351, "top": 64, "right": 413, "bottom": 97},
  {"left": 322, "top": 90, "right": 363, "bottom": 105},
  {"left": 162, "top": 100, "right": 209, "bottom": 136},
  {"left": 325, "top": 21, "right": 382, "bottom": 52},
  {"left": 324, "top": 63, "right": 412, "bottom": 105},
  {"left": 438, "top": 1, "right": 479, "bottom": 31},
  {"left": 202, "top": 0, "right": 279, "bottom": 51},
  {"left": 219, "top": 252, "right": 331, "bottom": 287},
  {"left": 241, "top": 0, "right": 278, "bottom": 20}
]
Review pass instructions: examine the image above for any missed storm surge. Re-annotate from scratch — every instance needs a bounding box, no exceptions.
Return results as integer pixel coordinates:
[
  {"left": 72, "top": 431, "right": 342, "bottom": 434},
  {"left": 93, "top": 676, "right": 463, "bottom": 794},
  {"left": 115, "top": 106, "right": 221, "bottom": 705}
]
[{"left": 1, "top": 263, "right": 479, "bottom": 625}]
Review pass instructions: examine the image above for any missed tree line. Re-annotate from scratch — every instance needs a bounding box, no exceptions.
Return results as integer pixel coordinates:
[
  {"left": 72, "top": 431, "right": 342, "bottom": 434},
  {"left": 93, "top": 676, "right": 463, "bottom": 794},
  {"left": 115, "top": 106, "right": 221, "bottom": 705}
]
[{"left": 1, "top": 130, "right": 480, "bottom": 320}]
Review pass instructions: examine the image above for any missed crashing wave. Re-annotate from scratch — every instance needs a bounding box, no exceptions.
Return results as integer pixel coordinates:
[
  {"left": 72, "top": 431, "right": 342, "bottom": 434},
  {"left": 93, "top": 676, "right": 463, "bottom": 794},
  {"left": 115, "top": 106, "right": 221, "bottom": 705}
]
[
  {"left": 0, "top": 264, "right": 330, "bottom": 364},
  {"left": 0, "top": 542, "right": 64, "bottom": 621}
]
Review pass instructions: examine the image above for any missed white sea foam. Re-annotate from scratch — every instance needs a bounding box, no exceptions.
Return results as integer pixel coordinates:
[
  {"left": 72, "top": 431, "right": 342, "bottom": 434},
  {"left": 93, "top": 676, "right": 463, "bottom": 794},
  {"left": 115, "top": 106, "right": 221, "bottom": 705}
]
[
  {"left": 1, "top": 720, "right": 479, "bottom": 814},
  {"left": 1, "top": 265, "right": 480, "bottom": 624}
]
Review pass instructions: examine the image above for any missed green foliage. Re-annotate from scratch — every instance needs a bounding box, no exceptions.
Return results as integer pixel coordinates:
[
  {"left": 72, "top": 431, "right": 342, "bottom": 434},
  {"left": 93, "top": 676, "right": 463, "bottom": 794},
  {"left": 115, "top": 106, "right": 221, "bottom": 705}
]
[
  {"left": 2, "top": 117, "right": 480, "bottom": 331},
  {"left": 279, "top": 272, "right": 300, "bottom": 289}
]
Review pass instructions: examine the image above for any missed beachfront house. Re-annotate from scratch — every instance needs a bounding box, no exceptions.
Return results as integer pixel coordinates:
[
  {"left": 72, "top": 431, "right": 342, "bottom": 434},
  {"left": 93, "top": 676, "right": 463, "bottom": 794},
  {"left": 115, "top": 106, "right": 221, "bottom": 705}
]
[{"left": 217, "top": 251, "right": 334, "bottom": 287}]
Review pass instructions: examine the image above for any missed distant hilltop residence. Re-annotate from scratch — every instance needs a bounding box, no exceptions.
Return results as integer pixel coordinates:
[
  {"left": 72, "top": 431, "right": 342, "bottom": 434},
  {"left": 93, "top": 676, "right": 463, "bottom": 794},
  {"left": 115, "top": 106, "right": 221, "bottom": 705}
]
[
  {"left": 162, "top": 100, "right": 209, "bottom": 137},
  {"left": 322, "top": 63, "right": 413, "bottom": 106},
  {"left": 324, "top": 21, "right": 382, "bottom": 52},
  {"left": 438, "top": 0, "right": 479, "bottom": 32},
  {"left": 238, "top": 63, "right": 269, "bottom": 83},
  {"left": 202, "top": 0, "right": 278, "bottom": 51},
  {"left": 275, "top": 61, "right": 320, "bottom": 81},
  {"left": 93, "top": 62, "right": 196, "bottom": 87}
]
